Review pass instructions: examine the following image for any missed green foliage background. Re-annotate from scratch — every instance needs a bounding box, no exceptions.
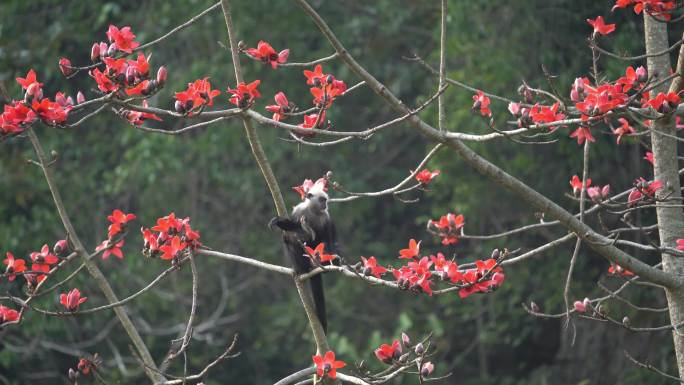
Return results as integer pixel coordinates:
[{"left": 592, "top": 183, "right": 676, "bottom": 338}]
[{"left": 0, "top": 0, "right": 680, "bottom": 384}]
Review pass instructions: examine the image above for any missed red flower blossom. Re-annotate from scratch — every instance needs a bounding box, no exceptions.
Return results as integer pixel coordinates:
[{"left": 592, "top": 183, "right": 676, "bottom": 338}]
[
  {"left": 587, "top": 16, "right": 616, "bottom": 36},
  {"left": 90, "top": 68, "right": 119, "bottom": 93},
  {"left": 16, "top": 69, "right": 43, "bottom": 91},
  {"left": 303, "top": 64, "right": 326, "bottom": 86},
  {"left": 293, "top": 177, "right": 328, "bottom": 200},
  {"left": 644, "top": 91, "right": 680, "bottom": 114},
  {"left": 60, "top": 288, "right": 87, "bottom": 311},
  {"left": 265, "top": 92, "right": 291, "bottom": 121},
  {"left": 30, "top": 244, "right": 59, "bottom": 275},
  {"left": 312, "top": 351, "right": 346, "bottom": 379},
  {"left": 3, "top": 252, "right": 26, "bottom": 282},
  {"left": 529, "top": 103, "right": 566, "bottom": 129},
  {"left": 107, "top": 209, "right": 136, "bottom": 238},
  {"left": 174, "top": 78, "right": 221, "bottom": 113},
  {"left": 628, "top": 178, "right": 663, "bottom": 205},
  {"left": 569, "top": 175, "right": 592, "bottom": 195},
  {"left": 472, "top": 90, "right": 491, "bottom": 117},
  {"left": 616, "top": 66, "right": 646, "bottom": 92},
  {"left": 569, "top": 126, "right": 595, "bottom": 145},
  {"left": 415, "top": 169, "right": 440, "bottom": 185},
  {"left": 245, "top": 41, "right": 289, "bottom": 68},
  {"left": 123, "top": 100, "right": 163, "bottom": 126},
  {"left": 106, "top": 25, "right": 140, "bottom": 53},
  {"left": 305, "top": 243, "right": 336, "bottom": 263},
  {"left": 59, "top": 58, "right": 73, "bottom": 77},
  {"left": 360, "top": 256, "right": 388, "bottom": 278},
  {"left": 612, "top": 118, "right": 635, "bottom": 144},
  {"left": 297, "top": 112, "right": 326, "bottom": 134},
  {"left": 399, "top": 239, "right": 420, "bottom": 259},
  {"left": 227, "top": 80, "right": 261, "bottom": 108},
  {"left": 32, "top": 98, "right": 70, "bottom": 125},
  {"left": 677, "top": 239, "right": 684, "bottom": 250},
  {"left": 458, "top": 259, "right": 504, "bottom": 298},
  {"left": 608, "top": 263, "right": 635, "bottom": 277},
  {"left": 152, "top": 212, "right": 182, "bottom": 234},
  {"left": 574, "top": 298, "right": 590, "bottom": 313},
  {"left": 159, "top": 236, "right": 187, "bottom": 260},
  {"left": 374, "top": 340, "right": 401, "bottom": 364},
  {"left": 644, "top": 151, "right": 654, "bottom": 165},
  {"left": 0, "top": 305, "right": 20, "bottom": 324},
  {"left": 310, "top": 83, "right": 346, "bottom": 108},
  {"left": 96, "top": 239, "right": 125, "bottom": 260},
  {"left": 1, "top": 102, "right": 36, "bottom": 135},
  {"left": 428, "top": 213, "right": 465, "bottom": 245}
]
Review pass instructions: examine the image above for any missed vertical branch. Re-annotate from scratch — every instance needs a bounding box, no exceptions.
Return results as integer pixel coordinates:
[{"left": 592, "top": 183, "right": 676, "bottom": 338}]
[
  {"left": 438, "top": 0, "right": 447, "bottom": 132},
  {"left": 26, "top": 127, "right": 164, "bottom": 384},
  {"left": 219, "top": 0, "right": 331, "bottom": 356},
  {"left": 644, "top": 13, "right": 684, "bottom": 379},
  {"left": 563, "top": 141, "right": 590, "bottom": 337}
]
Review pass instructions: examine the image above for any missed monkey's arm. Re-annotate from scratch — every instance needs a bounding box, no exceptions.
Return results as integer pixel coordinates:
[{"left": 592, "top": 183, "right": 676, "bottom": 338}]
[{"left": 268, "top": 216, "right": 301, "bottom": 232}]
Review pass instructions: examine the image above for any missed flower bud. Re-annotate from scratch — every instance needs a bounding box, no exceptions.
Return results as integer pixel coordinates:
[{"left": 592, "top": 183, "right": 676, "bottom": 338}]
[
  {"left": 125, "top": 66, "right": 138, "bottom": 85},
  {"left": 54, "top": 239, "right": 69, "bottom": 257},
  {"left": 77, "top": 91, "right": 86, "bottom": 104},
  {"left": 414, "top": 342, "right": 425, "bottom": 355},
  {"left": 622, "top": 316, "right": 630, "bottom": 328},
  {"left": 99, "top": 42, "right": 108, "bottom": 58},
  {"left": 491, "top": 248, "right": 500, "bottom": 260},
  {"left": 142, "top": 80, "right": 158, "bottom": 96},
  {"left": 91, "top": 43, "right": 101, "bottom": 62},
  {"left": 601, "top": 184, "right": 610, "bottom": 198},
  {"left": 420, "top": 361, "right": 434, "bottom": 377},
  {"left": 107, "top": 43, "right": 118, "bottom": 57},
  {"left": 59, "top": 58, "right": 73, "bottom": 77},
  {"left": 573, "top": 300, "right": 587, "bottom": 313},
  {"left": 156, "top": 66, "right": 167, "bottom": 87},
  {"left": 174, "top": 100, "right": 185, "bottom": 113},
  {"left": 401, "top": 332, "right": 410, "bottom": 347},
  {"left": 66, "top": 96, "right": 74, "bottom": 106},
  {"left": 636, "top": 66, "right": 647, "bottom": 83}
]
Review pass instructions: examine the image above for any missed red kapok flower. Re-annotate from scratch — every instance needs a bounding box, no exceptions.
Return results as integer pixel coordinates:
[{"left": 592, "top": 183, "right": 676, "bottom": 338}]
[
  {"left": 96, "top": 239, "right": 125, "bottom": 260},
  {"left": 3, "top": 252, "right": 26, "bottom": 282},
  {"left": 304, "top": 64, "right": 326, "bottom": 85},
  {"left": 360, "top": 256, "right": 388, "bottom": 278},
  {"left": 16, "top": 69, "right": 43, "bottom": 91},
  {"left": 159, "top": 236, "right": 187, "bottom": 260},
  {"left": 608, "top": 263, "right": 635, "bottom": 277},
  {"left": 587, "top": 16, "right": 616, "bottom": 36},
  {"left": 227, "top": 80, "right": 261, "bottom": 108},
  {"left": 265, "top": 92, "right": 291, "bottom": 121},
  {"left": 613, "top": 118, "right": 635, "bottom": 145},
  {"left": 399, "top": 239, "right": 420, "bottom": 259},
  {"left": 569, "top": 175, "right": 592, "bottom": 195},
  {"left": 106, "top": 25, "right": 140, "bottom": 53},
  {"left": 374, "top": 340, "right": 401, "bottom": 364},
  {"left": 472, "top": 90, "right": 491, "bottom": 117},
  {"left": 415, "top": 169, "right": 440, "bottom": 185},
  {"left": 60, "top": 288, "right": 87, "bottom": 311},
  {"left": 305, "top": 243, "right": 336, "bottom": 263},
  {"left": 107, "top": 209, "right": 136, "bottom": 238},
  {"left": 569, "top": 126, "right": 596, "bottom": 145},
  {"left": 245, "top": 40, "right": 290, "bottom": 69},
  {"left": 312, "top": 351, "right": 346, "bottom": 379},
  {"left": 0, "top": 305, "right": 20, "bottom": 324},
  {"left": 644, "top": 151, "right": 654, "bottom": 165}
]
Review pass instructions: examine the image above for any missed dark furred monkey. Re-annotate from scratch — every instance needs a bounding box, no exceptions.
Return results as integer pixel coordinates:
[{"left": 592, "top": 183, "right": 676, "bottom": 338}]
[{"left": 269, "top": 180, "right": 339, "bottom": 333}]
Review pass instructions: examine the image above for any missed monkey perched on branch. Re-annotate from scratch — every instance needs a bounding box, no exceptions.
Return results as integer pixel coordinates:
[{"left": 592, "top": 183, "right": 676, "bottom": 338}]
[{"left": 269, "top": 178, "right": 339, "bottom": 333}]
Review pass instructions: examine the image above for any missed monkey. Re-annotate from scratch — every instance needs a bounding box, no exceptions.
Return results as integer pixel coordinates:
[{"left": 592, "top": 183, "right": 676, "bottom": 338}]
[{"left": 269, "top": 179, "right": 339, "bottom": 333}]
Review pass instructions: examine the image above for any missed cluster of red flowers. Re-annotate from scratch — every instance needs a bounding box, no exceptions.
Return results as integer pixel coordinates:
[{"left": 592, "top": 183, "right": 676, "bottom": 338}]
[
  {"left": 608, "top": 263, "right": 635, "bottom": 277},
  {"left": 174, "top": 78, "right": 222, "bottom": 114},
  {"left": 569, "top": 175, "right": 610, "bottom": 202},
  {"left": 312, "top": 350, "right": 346, "bottom": 380},
  {"left": 68, "top": 354, "right": 101, "bottom": 382},
  {"left": 60, "top": 288, "right": 88, "bottom": 311},
  {"left": 415, "top": 169, "right": 440, "bottom": 186},
  {"left": 392, "top": 240, "right": 505, "bottom": 298},
  {"left": 244, "top": 41, "right": 289, "bottom": 69},
  {"left": 141, "top": 213, "right": 201, "bottom": 261},
  {"left": 3, "top": 240, "right": 68, "bottom": 292},
  {"left": 1, "top": 70, "right": 74, "bottom": 138},
  {"left": 292, "top": 177, "right": 328, "bottom": 200},
  {"left": 427, "top": 213, "right": 465, "bottom": 245},
  {"left": 0, "top": 305, "right": 20, "bottom": 325},
  {"left": 373, "top": 333, "right": 435, "bottom": 377},
  {"left": 96, "top": 209, "right": 136, "bottom": 260},
  {"left": 360, "top": 256, "right": 388, "bottom": 278},
  {"left": 613, "top": 0, "right": 677, "bottom": 20},
  {"left": 627, "top": 177, "right": 663, "bottom": 205}
]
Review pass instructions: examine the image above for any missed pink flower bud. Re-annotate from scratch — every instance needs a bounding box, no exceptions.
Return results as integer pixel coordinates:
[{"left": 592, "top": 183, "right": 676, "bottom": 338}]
[
  {"left": 54, "top": 239, "right": 69, "bottom": 257},
  {"left": 587, "top": 186, "right": 601, "bottom": 201},
  {"left": 508, "top": 102, "right": 521, "bottom": 116},
  {"left": 636, "top": 66, "right": 647, "bottom": 83},
  {"left": 90, "top": 43, "right": 101, "bottom": 62},
  {"left": 420, "top": 362, "right": 434, "bottom": 377},
  {"left": 601, "top": 184, "right": 610, "bottom": 198},
  {"left": 573, "top": 299, "right": 587, "bottom": 313},
  {"left": 26, "top": 82, "right": 41, "bottom": 97},
  {"left": 66, "top": 96, "right": 74, "bottom": 106},
  {"left": 59, "top": 58, "right": 73, "bottom": 77},
  {"left": 401, "top": 332, "right": 411, "bottom": 346},
  {"left": 414, "top": 342, "right": 424, "bottom": 355},
  {"left": 77, "top": 91, "right": 86, "bottom": 104},
  {"left": 107, "top": 43, "right": 117, "bottom": 57},
  {"left": 156, "top": 66, "right": 167, "bottom": 87},
  {"left": 99, "top": 42, "right": 108, "bottom": 58}
]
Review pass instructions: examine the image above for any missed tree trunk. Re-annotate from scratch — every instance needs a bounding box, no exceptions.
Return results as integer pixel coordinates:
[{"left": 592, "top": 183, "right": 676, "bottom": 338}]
[{"left": 643, "top": 13, "right": 684, "bottom": 378}]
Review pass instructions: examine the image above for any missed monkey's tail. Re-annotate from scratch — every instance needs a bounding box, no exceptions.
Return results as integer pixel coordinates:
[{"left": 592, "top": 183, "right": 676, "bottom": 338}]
[{"left": 309, "top": 274, "right": 327, "bottom": 334}]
